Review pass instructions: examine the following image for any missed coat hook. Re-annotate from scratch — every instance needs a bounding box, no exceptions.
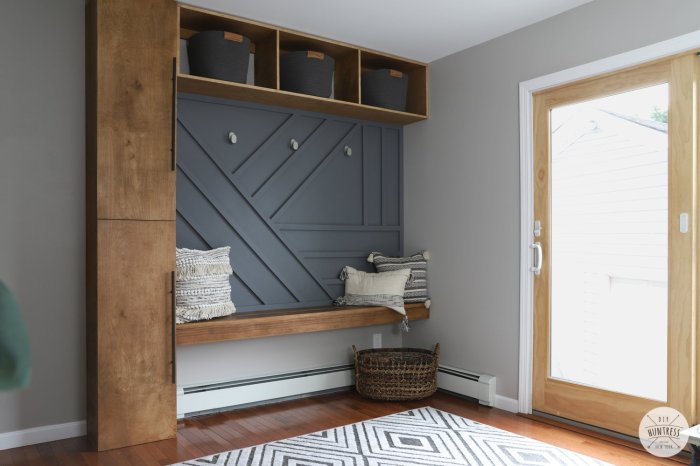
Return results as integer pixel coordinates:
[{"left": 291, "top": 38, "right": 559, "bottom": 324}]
[
  {"left": 290, "top": 138, "right": 299, "bottom": 151},
  {"left": 228, "top": 131, "right": 237, "bottom": 144},
  {"left": 344, "top": 145, "right": 352, "bottom": 157}
]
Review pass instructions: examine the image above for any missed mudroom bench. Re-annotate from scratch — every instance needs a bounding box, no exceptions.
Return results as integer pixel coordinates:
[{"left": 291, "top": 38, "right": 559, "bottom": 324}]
[{"left": 176, "top": 302, "right": 430, "bottom": 345}]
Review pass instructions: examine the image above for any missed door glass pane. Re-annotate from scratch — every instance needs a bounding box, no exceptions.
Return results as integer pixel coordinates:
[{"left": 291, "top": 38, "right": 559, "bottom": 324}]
[{"left": 549, "top": 83, "right": 668, "bottom": 402}]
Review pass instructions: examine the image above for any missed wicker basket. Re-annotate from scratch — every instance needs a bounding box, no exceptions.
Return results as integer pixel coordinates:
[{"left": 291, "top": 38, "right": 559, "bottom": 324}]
[{"left": 352, "top": 343, "right": 440, "bottom": 401}]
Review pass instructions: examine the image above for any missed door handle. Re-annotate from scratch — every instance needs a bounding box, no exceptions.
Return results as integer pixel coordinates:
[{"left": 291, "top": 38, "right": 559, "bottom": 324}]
[
  {"left": 171, "top": 57, "right": 177, "bottom": 171},
  {"left": 170, "top": 271, "right": 177, "bottom": 384},
  {"left": 530, "top": 242, "right": 542, "bottom": 276}
]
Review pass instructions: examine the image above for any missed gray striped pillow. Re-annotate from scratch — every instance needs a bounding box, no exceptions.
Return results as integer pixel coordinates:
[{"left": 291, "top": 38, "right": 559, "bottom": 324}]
[
  {"left": 368, "top": 251, "right": 430, "bottom": 307},
  {"left": 176, "top": 247, "right": 236, "bottom": 323}
]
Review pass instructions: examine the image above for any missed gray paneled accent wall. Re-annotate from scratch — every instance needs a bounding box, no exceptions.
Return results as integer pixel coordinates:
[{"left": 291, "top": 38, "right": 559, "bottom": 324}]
[{"left": 176, "top": 94, "right": 403, "bottom": 311}]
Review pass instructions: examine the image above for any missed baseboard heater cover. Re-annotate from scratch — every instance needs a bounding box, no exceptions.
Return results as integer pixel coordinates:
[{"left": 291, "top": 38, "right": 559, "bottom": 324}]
[
  {"left": 178, "top": 363, "right": 496, "bottom": 418},
  {"left": 177, "top": 364, "right": 354, "bottom": 418},
  {"left": 437, "top": 365, "right": 496, "bottom": 407}
]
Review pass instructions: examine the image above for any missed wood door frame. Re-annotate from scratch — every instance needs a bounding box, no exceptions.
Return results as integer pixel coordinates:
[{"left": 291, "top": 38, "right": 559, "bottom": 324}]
[
  {"left": 532, "top": 56, "right": 696, "bottom": 437},
  {"left": 518, "top": 30, "right": 700, "bottom": 416}
]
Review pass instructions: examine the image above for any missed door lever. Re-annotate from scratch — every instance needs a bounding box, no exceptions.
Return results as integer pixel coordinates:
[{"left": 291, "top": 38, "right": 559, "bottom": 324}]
[{"left": 530, "top": 242, "right": 542, "bottom": 276}]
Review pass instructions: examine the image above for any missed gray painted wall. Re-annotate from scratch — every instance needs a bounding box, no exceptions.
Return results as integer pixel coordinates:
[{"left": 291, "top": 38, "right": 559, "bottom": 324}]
[
  {"left": 0, "top": 0, "right": 86, "bottom": 433},
  {"left": 403, "top": 0, "right": 700, "bottom": 401},
  {"left": 177, "top": 326, "right": 401, "bottom": 387}
]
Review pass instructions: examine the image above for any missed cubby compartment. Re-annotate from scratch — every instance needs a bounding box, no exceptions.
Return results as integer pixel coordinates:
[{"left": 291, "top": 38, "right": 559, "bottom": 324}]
[
  {"left": 279, "top": 31, "right": 359, "bottom": 103},
  {"left": 361, "top": 50, "right": 428, "bottom": 116},
  {"left": 176, "top": 5, "right": 428, "bottom": 124},
  {"left": 179, "top": 5, "right": 278, "bottom": 89}
]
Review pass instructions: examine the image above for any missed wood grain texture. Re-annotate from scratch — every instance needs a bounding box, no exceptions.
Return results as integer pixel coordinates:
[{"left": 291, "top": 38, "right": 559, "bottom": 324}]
[
  {"left": 91, "top": 220, "right": 176, "bottom": 450},
  {"left": 532, "top": 53, "right": 697, "bottom": 435},
  {"left": 535, "top": 58, "right": 673, "bottom": 109},
  {"left": 255, "top": 30, "right": 278, "bottom": 89},
  {"left": 519, "top": 414, "right": 688, "bottom": 465},
  {"left": 531, "top": 82, "right": 550, "bottom": 413},
  {"left": 87, "top": 0, "right": 179, "bottom": 451},
  {"left": 178, "top": 73, "right": 426, "bottom": 124},
  {"left": 696, "top": 54, "right": 700, "bottom": 427},
  {"left": 334, "top": 49, "right": 360, "bottom": 103},
  {"left": 0, "top": 392, "right": 686, "bottom": 466},
  {"left": 180, "top": 4, "right": 277, "bottom": 43},
  {"left": 668, "top": 53, "right": 697, "bottom": 423},
  {"left": 407, "top": 66, "right": 428, "bottom": 116},
  {"left": 177, "top": 4, "right": 428, "bottom": 123},
  {"left": 92, "top": 0, "right": 177, "bottom": 220},
  {"left": 176, "top": 302, "right": 429, "bottom": 345},
  {"left": 179, "top": 4, "right": 426, "bottom": 66}
]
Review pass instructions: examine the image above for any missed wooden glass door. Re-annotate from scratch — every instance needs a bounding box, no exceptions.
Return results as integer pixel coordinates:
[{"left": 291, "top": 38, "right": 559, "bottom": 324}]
[{"left": 532, "top": 54, "right": 696, "bottom": 436}]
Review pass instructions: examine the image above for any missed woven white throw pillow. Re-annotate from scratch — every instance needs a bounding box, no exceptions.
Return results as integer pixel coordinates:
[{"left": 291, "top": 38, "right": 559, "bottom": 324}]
[
  {"left": 175, "top": 246, "right": 235, "bottom": 324},
  {"left": 334, "top": 266, "right": 412, "bottom": 331}
]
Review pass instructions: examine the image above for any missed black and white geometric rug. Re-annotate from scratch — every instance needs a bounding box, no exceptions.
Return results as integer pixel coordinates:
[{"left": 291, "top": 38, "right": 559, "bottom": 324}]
[{"left": 171, "top": 407, "right": 610, "bottom": 465}]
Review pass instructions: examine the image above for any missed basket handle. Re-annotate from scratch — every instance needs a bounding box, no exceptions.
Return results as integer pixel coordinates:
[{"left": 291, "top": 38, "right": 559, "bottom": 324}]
[{"left": 433, "top": 343, "right": 440, "bottom": 358}]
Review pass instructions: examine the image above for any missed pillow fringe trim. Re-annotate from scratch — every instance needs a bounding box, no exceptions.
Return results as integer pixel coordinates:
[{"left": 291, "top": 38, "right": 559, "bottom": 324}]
[{"left": 176, "top": 302, "right": 236, "bottom": 324}]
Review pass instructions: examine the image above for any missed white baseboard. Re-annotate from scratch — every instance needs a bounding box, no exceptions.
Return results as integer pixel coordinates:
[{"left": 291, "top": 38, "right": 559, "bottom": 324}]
[
  {"left": 494, "top": 395, "right": 519, "bottom": 413},
  {"left": 178, "top": 365, "right": 354, "bottom": 418},
  {"left": 0, "top": 372, "right": 518, "bottom": 449},
  {"left": 0, "top": 420, "right": 86, "bottom": 451}
]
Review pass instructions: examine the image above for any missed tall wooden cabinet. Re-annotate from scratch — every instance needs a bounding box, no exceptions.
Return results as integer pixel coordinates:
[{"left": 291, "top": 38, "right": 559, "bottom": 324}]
[
  {"left": 86, "top": 0, "right": 178, "bottom": 451},
  {"left": 85, "top": 0, "right": 429, "bottom": 452}
]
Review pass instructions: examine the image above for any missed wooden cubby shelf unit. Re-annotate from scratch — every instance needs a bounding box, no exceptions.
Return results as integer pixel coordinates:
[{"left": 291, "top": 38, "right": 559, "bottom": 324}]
[
  {"left": 361, "top": 50, "right": 428, "bottom": 116},
  {"left": 177, "top": 4, "right": 428, "bottom": 124},
  {"left": 176, "top": 303, "right": 430, "bottom": 345}
]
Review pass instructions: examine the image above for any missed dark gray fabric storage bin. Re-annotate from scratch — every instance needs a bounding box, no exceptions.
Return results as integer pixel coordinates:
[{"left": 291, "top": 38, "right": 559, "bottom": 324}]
[
  {"left": 187, "top": 31, "right": 250, "bottom": 83},
  {"left": 362, "top": 69, "right": 409, "bottom": 112},
  {"left": 280, "top": 51, "right": 335, "bottom": 98}
]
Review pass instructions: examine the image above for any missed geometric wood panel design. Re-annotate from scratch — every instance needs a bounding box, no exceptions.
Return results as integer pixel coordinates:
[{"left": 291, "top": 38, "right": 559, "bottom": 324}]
[{"left": 177, "top": 94, "right": 403, "bottom": 312}]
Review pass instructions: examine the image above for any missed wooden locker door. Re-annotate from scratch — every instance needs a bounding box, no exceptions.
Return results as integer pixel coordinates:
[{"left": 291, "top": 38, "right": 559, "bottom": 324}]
[
  {"left": 93, "top": 0, "right": 177, "bottom": 220},
  {"left": 92, "top": 220, "right": 176, "bottom": 450}
]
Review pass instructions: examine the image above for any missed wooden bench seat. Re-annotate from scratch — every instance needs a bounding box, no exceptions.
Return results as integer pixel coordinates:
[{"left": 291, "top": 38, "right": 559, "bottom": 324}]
[{"left": 176, "top": 302, "right": 430, "bottom": 345}]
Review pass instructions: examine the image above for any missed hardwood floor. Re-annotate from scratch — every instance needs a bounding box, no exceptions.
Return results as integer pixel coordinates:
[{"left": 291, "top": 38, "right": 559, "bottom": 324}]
[{"left": 0, "top": 390, "right": 689, "bottom": 465}]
